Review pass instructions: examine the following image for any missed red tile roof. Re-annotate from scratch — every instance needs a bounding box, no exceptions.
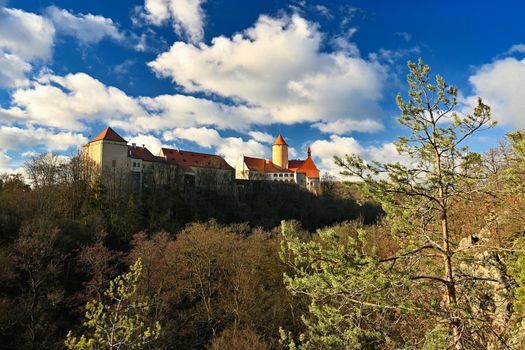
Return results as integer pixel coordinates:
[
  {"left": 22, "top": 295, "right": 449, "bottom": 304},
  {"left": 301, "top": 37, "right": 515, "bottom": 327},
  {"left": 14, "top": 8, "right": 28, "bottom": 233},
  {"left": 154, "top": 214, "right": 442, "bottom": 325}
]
[
  {"left": 288, "top": 156, "right": 320, "bottom": 179},
  {"left": 242, "top": 156, "right": 292, "bottom": 173},
  {"left": 273, "top": 134, "right": 288, "bottom": 146},
  {"left": 90, "top": 127, "right": 127, "bottom": 143},
  {"left": 161, "top": 148, "right": 233, "bottom": 173},
  {"left": 128, "top": 146, "right": 165, "bottom": 163}
]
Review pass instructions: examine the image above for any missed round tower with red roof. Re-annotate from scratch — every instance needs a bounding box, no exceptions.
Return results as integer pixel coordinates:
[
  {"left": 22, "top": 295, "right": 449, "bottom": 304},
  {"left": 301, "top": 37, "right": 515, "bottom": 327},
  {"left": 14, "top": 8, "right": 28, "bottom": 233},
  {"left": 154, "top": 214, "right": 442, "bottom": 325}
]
[{"left": 272, "top": 134, "right": 288, "bottom": 169}]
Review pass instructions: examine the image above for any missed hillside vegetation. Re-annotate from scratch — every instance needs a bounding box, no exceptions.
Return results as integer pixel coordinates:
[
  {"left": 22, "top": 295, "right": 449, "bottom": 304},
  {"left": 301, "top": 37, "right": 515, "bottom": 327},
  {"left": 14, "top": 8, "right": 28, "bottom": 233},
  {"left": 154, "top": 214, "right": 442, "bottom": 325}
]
[{"left": 1, "top": 60, "right": 525, "bottom": 349}]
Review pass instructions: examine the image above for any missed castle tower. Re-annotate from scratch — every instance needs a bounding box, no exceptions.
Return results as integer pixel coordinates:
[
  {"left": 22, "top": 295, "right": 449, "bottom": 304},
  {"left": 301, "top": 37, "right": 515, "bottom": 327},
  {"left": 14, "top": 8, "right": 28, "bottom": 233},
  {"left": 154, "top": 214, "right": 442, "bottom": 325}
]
[
  {"left": 83, "top": 127, "right": 128, "bottom": 171},
  {"left": 272, "top": 134, "right": 288, "bottom": 169}
]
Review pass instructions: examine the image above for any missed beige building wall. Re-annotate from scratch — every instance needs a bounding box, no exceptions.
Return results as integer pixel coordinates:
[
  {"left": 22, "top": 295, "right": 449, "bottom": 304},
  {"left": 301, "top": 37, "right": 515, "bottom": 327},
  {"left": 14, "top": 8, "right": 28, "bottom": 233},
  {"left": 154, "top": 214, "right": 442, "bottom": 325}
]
[
  {"left": 100, "top": 141, "right": 129, "bottom": 170},
  {"left": 85, "top": 141, "right": 103, "bottom": 166}
]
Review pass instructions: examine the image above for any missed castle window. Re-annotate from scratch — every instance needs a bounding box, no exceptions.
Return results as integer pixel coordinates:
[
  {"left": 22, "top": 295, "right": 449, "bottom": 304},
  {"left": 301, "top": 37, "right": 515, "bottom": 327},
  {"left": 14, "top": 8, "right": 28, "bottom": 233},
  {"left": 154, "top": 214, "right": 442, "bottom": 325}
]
[{"left": 279, "top": 173, "right": 283, "bottom": 177}]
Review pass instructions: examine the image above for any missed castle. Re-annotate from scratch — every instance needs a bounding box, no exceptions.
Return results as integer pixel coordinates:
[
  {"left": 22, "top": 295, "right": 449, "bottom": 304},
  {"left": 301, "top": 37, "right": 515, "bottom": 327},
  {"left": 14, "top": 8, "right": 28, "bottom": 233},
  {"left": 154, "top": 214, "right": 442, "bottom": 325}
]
[
  {"left": 235, "top": 135, "right": 320, "bottom": 192},
  {"left": 83, "top": 127, "right": 320, "bottom": 193}
]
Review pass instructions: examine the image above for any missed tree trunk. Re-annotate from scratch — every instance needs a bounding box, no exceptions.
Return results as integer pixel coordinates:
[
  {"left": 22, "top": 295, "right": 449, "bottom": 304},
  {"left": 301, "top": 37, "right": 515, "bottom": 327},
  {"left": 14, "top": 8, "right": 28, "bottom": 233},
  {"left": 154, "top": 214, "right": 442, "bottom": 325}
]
[{"left": 436, "top": 147, "right": 461, "bottom": 349}]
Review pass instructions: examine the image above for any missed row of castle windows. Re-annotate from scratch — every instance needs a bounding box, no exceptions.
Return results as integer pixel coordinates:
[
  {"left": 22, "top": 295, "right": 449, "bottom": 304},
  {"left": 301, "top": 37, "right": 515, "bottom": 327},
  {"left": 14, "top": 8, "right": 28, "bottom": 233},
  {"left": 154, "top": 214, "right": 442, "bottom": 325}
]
[{"left": 273, "top": 173, "right": 292, "bottom": 178}]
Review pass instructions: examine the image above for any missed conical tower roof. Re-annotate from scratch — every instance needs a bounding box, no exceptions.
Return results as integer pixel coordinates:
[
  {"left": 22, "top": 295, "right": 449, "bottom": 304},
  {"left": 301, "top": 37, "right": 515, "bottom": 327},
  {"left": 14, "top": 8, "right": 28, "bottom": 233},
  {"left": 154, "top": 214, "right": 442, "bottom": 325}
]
[{"left": 273, "top": 134, "right": 288, "bottom": 146}]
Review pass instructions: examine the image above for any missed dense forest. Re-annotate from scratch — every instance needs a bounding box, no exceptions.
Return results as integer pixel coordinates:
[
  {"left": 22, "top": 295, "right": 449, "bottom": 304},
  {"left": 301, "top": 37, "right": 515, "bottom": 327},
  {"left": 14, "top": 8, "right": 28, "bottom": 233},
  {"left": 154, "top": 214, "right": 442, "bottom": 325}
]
[{"left": 2, "top": 60, "right": 525, "bottom": 349}]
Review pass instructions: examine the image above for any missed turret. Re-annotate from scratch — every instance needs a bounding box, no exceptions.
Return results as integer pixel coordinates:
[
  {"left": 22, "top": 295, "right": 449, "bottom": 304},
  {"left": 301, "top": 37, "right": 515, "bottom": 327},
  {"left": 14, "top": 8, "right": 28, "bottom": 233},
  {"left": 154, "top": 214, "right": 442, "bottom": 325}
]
[{"left": 272, "top": 134, "right": 288, "bottom": 169}]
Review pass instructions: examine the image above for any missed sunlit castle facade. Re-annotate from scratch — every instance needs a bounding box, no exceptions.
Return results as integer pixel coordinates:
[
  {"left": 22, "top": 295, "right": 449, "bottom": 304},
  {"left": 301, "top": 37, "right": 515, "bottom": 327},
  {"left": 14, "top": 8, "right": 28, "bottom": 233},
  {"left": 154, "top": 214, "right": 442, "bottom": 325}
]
[
  {"left": 235, "top": 135, "right": 321, "bottom": 193},
  {"left": 82, "top": 127, "right": 320, "bottom": 194},
  {"left": 82, "top": 127, "right": 234, "bottom": 191}
]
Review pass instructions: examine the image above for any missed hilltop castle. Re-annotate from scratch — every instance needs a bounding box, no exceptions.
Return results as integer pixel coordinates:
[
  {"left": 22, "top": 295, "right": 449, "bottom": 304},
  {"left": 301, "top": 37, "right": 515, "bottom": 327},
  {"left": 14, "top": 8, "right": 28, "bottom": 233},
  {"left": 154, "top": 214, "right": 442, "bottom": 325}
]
[
  {"left": 83, "top": 127, "right": 320, "bottom": 193},
  {"left": 235, "top": 135, "right": 320, "bottom": 193}
]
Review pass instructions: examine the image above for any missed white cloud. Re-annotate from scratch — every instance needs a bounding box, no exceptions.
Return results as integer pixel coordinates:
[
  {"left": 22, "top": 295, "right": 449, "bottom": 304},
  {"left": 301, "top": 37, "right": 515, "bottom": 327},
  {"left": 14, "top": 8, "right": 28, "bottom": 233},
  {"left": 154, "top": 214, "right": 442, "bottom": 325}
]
[
  {"left": 162, "top": 126, "right": 267, "bottom": 165},
  {"left": 248, "top": 131, "right": 274, "bottom": 144},
  {"left": 0, "top": 52, "right": 31, "bottom": 88},
  {"left": 127, "top": 134, "right": 167, "bottom": 154},
  {"left": 0, "top": 7, "right": 55, "bottom": 88},
  {"left": 4, "top": 71, "right": 272, "bottom": 133},
  {"left": 9, "top": 72, "right": 147, "bottom": 130},
  {"left": 507, "top": 44, "right": 525, "bottom": 55},
  {"left": 313, "top": 119, "right": 383, "bottom": 134},
  {"left": 45, "top": 6, "right": 124, "bottom": 44},
  {"left": 163, "top": 126, "right": 221, "bottom": 148},
  {"left": 217, "top": 137, "right": 267, "bottom": 166},
  {"left": 135, "top": 94, "right": 270, "bottom": 132},
  {"left": 0, "top": 126, "right": 87, "bottom": 152},
  {"left": 149, "top": 14, "right": 387, "bottom": 132},
  {"left": 310, "top": 135, "right": 402, "bottom": 176},
  {"left": 143, "top": 0, "right": 206, "bottom": 43},
  {"left": 463, "top": 57, "right": 525, "bottom": 128},
  {"left": 0, "top": 7, "right": 55, "bottom": 60}
]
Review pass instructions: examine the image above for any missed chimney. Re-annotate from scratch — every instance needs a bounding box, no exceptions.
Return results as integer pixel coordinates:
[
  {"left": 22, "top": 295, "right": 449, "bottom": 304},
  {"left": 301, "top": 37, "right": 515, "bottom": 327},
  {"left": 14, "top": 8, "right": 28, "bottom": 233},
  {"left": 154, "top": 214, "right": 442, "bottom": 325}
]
[{"left": 132, "top": 142, "right": 136, "bottom": 147}]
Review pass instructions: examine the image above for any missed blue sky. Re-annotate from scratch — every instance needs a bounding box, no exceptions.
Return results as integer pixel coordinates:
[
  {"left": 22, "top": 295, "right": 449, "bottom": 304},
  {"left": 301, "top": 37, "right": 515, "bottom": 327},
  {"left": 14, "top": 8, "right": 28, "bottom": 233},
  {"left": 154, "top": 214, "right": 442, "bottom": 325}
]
[{"left": 1, "top": 0, "right": 524, "bottom": 175}]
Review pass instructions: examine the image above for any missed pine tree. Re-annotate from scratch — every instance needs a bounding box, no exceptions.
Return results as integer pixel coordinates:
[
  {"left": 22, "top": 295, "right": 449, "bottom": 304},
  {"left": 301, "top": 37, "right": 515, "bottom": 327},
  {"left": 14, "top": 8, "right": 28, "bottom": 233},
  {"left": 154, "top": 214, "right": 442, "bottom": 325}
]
[
  {"left": 65, "top": 259, "right": 161, "bottom": 350},
  {"left": 279, "top": 221, "right": 412, "bottom": 349},
  {"left": 335, "top": 58, "right": 495, "bottom": 349}
]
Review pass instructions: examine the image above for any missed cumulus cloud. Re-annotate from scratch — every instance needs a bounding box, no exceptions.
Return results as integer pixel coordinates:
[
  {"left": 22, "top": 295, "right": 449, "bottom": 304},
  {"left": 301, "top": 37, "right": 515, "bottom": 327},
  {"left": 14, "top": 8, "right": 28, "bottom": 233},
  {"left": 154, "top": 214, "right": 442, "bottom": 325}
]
[
  {"left": 4, "top": 71, "right": 272, "bottom": 133},
  {"left": 143, "top": 0, "right": 206, "bottom": 43},
  {"left": 9, "top": 72, "right": 147, "bottom": 130},
  {"left": 463, "top": 57, "right": 525, "bottom": 128},
  {"left": 162, "top": 126, "right": 267, "bottom": 165},
  {"left": 310, "top": 135, "right": 403, "bottom": 176},
  {"left": 149, "top": 14, "right": 387, "bottom": 132},
  {"left": 0, "top": 7, "right": 55, "bottom": 88},
  {"left": 45, "top": 6, "right": 124, "bottom": 44},
  {"left": 216, "top": 137, "right": 267, "bottom": 166},
  {"left": 313, "top": 119, "right": 383, "bottom": 134},
  {"left": 0, "top": 52, "right": 31, "bottom": 88},
  {"left": 164, "top": 127, "right": 221, "bottom": 148},
  {"left": 248, "top": 131, "right": 274, "bottom": 144},
  {"left": 0, "top": 125, "right": 87, "bottom": 152},
  {"left": 127, "top": 134, "right": 168, "bottom": 154},
  {"left": 0, "top": 7, "right": 55, "bottom": 60},
  {"left": 136, "top": 94, "right": 270, "bottom": 132}
]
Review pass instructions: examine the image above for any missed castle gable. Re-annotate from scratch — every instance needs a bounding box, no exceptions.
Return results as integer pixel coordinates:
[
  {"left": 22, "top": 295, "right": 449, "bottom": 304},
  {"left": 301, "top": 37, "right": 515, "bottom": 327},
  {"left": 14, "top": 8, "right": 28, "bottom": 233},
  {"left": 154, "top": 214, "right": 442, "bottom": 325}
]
[
  {"left": 90, "top": 127, "right": 127, "bottom": 143},
  {"left": 289, "top": 157, "right": 320, "bottom": 179}
]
